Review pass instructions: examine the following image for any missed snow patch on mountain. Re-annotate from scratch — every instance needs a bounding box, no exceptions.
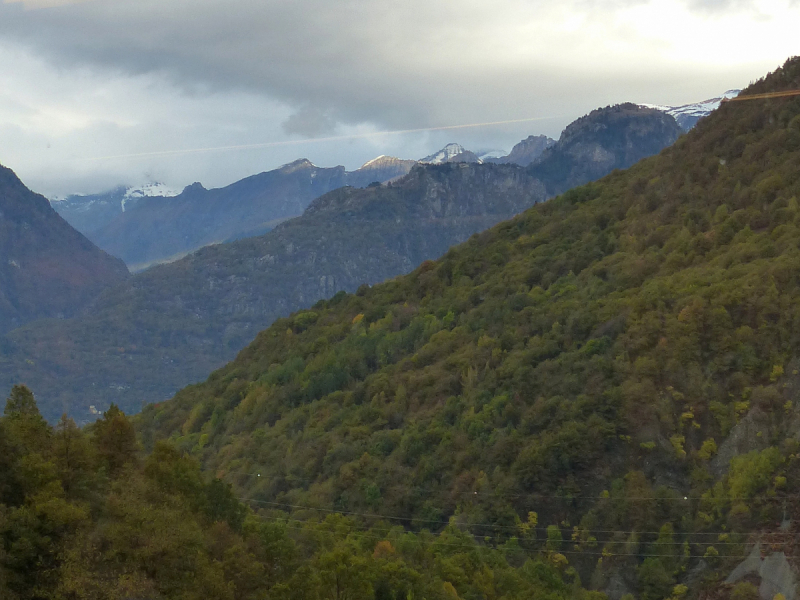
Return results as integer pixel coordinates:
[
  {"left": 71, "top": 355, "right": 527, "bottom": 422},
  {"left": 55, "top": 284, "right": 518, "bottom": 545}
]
[
  {"left": 478, "top": 150, "right": 508, "bottom": 160},
  {"left": 120, "top": 183, "right": 179, "bottom": 212},
  {"left": 360, "top": 155, "right": 388, "bottom": 169},
  {"left": 124, "top": 182, "right": 180, "bottom": 200},
  {"left": 420, "top": 143, "right": 481, "bottom": 164},
  {"left": 641, "top": 90, "right": 741, "bottom": 131}
]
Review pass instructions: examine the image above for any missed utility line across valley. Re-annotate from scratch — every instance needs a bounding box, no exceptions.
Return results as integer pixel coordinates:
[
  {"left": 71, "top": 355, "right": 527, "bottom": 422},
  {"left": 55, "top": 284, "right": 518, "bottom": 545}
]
[{"left": 76, "top": 115, "right": 564, "bottom": 162}]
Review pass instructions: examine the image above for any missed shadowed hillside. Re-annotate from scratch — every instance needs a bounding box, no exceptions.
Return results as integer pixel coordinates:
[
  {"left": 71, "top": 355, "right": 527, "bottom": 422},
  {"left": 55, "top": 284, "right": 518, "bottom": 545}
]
[{"left": 0, "top": 164, "right": 128, "bottom": 334}]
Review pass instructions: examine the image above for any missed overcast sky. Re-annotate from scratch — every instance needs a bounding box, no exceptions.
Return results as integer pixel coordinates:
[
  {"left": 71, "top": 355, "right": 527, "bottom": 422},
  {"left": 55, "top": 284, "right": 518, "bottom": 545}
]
[{"left": 0, "top": 0, "right": 797, "bottom": 197}]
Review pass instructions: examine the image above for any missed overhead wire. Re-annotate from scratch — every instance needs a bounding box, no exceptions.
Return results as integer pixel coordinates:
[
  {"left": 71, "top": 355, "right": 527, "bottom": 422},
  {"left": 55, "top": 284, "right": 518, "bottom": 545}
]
[
  {"left": 73, "top": 88, "right": 800, "bottom": 163},
  {"left": 76, "top": 115, "right": 563, "bottom": 162},
  {"left": 238, "top": 496, "right": 781, "bottom": 539},
  {"left": 241, "top": 507, "right": 776, "bottom": 560},
  {"left": 221, "top": 467, "right": 794, "bottom": 502},
  {"left": 723, "top": 89, "right": 800, "bottom": 102}
]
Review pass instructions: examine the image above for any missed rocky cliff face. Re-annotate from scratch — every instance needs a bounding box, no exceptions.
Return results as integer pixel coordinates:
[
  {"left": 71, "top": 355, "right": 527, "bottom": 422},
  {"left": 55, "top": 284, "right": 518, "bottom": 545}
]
[
  {"left": 485, "top": 134, "right": 555, "bottom": 166},
  {"left": 528, "top": 103, "right": 683, "bottom": 196},
  {"left": 0, "top": 164, "right": 129, "bottom": 334},
  {"left": 0, "top": 162, "right": 546, "bottom": 422}
]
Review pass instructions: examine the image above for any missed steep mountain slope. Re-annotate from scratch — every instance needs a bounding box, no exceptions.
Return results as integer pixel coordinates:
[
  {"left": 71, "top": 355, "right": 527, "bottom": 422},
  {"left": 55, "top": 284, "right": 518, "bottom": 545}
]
[
  {"left": 139, "top": 58, "right": 800, "bottom": 598},
  {"left": 0, "top": 164, "right": 129, "bottom": 334},
  {"left": 528, "top": 103, "right": 683, "bottom": 196},
  {"left": 1, "top": 163, "right": 547, "bottom": 422},
  {"left": 485, "top": 134, "right": 556, "bottom": 166}
]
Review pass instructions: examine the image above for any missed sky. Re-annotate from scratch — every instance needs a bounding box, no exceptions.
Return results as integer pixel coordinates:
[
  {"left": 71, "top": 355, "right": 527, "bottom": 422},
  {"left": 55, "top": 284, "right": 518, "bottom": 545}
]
[{"left": 0, "top": 0, "right": 797, "bottom": 197}]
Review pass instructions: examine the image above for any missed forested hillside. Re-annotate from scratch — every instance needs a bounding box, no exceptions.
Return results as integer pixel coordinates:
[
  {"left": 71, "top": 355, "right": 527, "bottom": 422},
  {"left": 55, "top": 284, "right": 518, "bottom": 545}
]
[
  {"left": 1, "top": 385, "right": 596, "bottom": 599},
  {"left": 139, "top": 58, "right": 800, "bottom": 598}
]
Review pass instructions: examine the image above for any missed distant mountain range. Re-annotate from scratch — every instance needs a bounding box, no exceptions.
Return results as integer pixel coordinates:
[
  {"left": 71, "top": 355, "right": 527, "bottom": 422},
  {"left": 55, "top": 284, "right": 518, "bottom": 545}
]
[
  {"left": 0, "top": 164, "right": 129, "bottom": 334},
  {"left": 50, "top": 91, "right": 717, "bottom": 272},
  {"left": 5, "top": 103, "right": 683, "bottom": 422},
  {"left": 51, "top": 182, "right": 181, "bottom": 235},
  {"left": 54, "top": 157, "right": 417, "bottom": 271}
]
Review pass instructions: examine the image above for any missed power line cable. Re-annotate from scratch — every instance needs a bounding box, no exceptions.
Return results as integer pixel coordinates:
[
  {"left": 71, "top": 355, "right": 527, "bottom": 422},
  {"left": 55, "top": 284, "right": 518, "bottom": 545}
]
[
  {"left": 76, "top": 115, "right": 564, "bottom": 162},
  {"left": 724, "top": 89, "right": 800, "bottom": 102},
  {"left": 239, "top": 496, "right": 772, "bottom": 538},
  {"left": 242, "top": 510, "right": 775, "bottom": 560},
  {"left": 222, "top": 467, "right": 792, "bottom": 502}
]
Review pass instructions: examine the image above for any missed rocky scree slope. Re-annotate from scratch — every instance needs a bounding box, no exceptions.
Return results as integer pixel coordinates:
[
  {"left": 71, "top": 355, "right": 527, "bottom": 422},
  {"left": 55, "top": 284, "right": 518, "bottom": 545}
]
[
  {"left": 140, "top": 58, "right": 800, "bottom": 600},
  {"left": 0, "top": 164, "right": 128, "bottom": 334}
]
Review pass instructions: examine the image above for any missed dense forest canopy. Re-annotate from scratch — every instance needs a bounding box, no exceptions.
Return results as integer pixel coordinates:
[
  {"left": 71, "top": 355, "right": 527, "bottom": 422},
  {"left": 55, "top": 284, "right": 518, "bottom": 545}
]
[
  {"left": 135, "top": 57, "right": 800, "bottom": 597},
  {"left": 0, "top": 384, "right": 601, "bottom": 600}
]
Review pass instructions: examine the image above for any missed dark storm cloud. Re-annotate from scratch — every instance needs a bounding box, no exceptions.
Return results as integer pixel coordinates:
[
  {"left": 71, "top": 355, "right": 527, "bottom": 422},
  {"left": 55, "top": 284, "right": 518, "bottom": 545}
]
[
  {"left": 0, "top": 0, "right": 793, "bottom": 137},
  {"left": 0, "top": 0, "right": 467, "bottom": 131},
  {"left": 0, "top": 0, "right": 676, "bottom": 134}
]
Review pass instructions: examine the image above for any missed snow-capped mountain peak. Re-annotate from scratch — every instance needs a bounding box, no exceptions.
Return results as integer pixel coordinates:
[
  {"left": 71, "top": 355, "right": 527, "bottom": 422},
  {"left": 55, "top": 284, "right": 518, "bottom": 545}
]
[
  {"left": 124, "top": 182, "right": 180, "bottom": 200},
  {"left": 641, "top": 90, "right": 741, "bottom": 131},
  {"left": 421, "top": 143, "right": 467, "bottom": 164},
  {"left": 359, "top": 155, "right": 396, "bottom": 169},
  {"left": 121, "top": 182, "right": 179, "bottom": 212}
]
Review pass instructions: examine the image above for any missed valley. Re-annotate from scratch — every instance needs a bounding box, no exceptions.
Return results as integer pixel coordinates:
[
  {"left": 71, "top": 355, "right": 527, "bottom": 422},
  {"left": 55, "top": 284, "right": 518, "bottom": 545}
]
[
  {"left": 1, "top": 104, "right": 680, "bottom": 423},
  {"left": 1, "top": 46, "right": 798, "bottom": 600}
]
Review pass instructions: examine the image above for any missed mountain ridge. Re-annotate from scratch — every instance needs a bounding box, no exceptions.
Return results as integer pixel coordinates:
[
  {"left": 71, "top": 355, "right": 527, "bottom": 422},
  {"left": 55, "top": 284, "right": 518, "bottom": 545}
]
[
  {"left": 56, "top": 157, "right": 418, "bottom": 271},
  {"left": 0, "top": 164, "right": 129, "bottom": 334}
]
